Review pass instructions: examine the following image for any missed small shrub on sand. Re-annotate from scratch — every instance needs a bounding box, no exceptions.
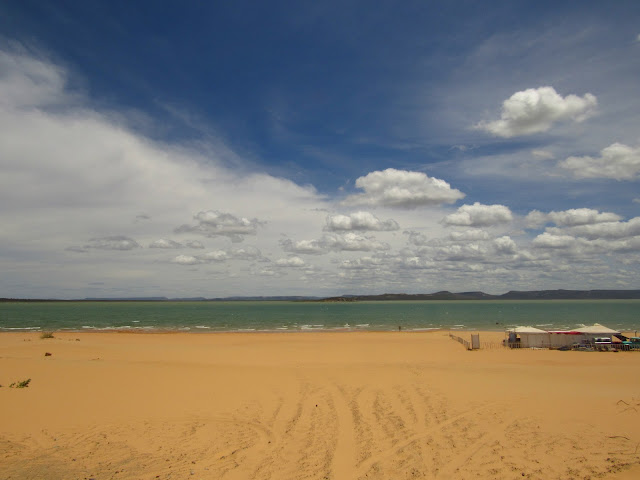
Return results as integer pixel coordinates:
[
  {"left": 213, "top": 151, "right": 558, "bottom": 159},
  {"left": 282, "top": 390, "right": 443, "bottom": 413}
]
[
  {"left": 9, "top": 379, "right": 31, "bottom": 388},
  {"left": 40, "top": 331, "right": 55, "bottom": 339}
]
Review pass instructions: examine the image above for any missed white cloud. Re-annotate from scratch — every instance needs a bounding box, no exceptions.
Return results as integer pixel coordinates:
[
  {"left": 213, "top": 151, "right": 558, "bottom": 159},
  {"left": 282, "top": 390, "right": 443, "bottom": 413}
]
[
  {"left": 432, "top": 243, "right": 488, "bottom": 261},
  {"left": 532, "top": 230, "right": 640, "bottom": 255},
  {"left": 324, "top": 211, "right": 399, "bottom": 232},
  {"left": 448, "top": 229, "right": 491, "bottom": 242},
  {"left": 149, "top": 239, "right": 183, "bottom": 249},
  {"left": 525, "top": 208, "right": 622, "bottom": 228},
  {"left": 85, "top": 236, "right": 141, "bottom": 251},
  {"left": 493, "top": 236, "right": 517, "bottom": 254},
  {"left": 281, "top": 232, "right": 390, "bottom": 254},
  {"left": 172, "top": 254, "right": 200, "bottom": 265},
  {"left": 558, "top": 143, "right": 640, "bottom": 180},
  {"left": 175, "top": 210, "right": 263, "bottom": 242},
  {"left": 547, "top": 217, "right": 640, "bottom": 240},
  {"left": 0, "top": 49, "right": 69, "bottom": 109},
  {"left": 280, "top": 238, "right": 327, "bottom": 255},
  {"left": 276, "top": 256, "right": 305, "bottom": 267},
  {"left": 229, "top": 246, "right": 267, "bottom": 261},
  {"left": 443, "top": 202, "right": 513, "bottom": 227},
  {"left": 405, "top": 228, "right": 491, "bottom": 248},
  {"left": 172, "top": 247, "right": 268, "bottom": 266},
  {"left": 322, "top": 232, "right": 390, "bottom": 252},
  {"left": 475, "top": 86, "right": 597, "bottom": 137},
  {"left": 0, "top": 47, "right": 334, "bottom": 297},
  {"left": 404, "top": 231, "right": 429, "bottom": 246},
  {"left": 342, "top": 168, "right": 465, "bottom": 209},
  {"left": 338, "top": 256, "right": 387, "bottom": 270},
  {"left": 198, "top": 250, "right": 229, "bottom": 262},
  {"left": 1, "top": 44, "right": 639, "bottom": 297},
  {"left": 531, "top": 149, "right": 555, "bottom": 160}
]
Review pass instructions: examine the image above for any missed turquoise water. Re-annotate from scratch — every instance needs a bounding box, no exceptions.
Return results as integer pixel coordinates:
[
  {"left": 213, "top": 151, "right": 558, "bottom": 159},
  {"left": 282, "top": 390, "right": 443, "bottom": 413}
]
[{"left": 1, "top": 300, "right": 639, "bottom": 333}]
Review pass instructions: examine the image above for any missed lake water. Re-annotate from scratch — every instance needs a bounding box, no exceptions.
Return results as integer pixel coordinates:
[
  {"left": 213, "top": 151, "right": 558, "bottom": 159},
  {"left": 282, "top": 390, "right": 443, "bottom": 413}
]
[{"left": 1, "top": 300, "right": 639, "bottom": 333}]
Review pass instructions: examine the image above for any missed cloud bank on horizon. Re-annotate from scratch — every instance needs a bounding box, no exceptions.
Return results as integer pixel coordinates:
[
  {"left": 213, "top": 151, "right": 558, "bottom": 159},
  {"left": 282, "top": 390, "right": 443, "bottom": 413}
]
[{"left": 0, "top": 1, "right": 639, "bottom": 298}]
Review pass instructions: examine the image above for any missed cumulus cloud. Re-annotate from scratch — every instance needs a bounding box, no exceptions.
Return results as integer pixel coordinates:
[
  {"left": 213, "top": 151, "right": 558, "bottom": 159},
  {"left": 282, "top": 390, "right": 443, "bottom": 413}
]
[
  {"left": 342, "top": 168, "right": 465, "bottom": 209},
  {"left": 322, "top": 233, "right": 390, "bottom": 252},
  {"left": 525, "top": 208, "right": 622, "bottom": 228},
  {"left": 339, "top": 256, "right": 388, "bottom": 270},
  {"left": 324, "top": 211, "right": 399, "bottom": 232},
  {"left": 0, "top": 47, "right": 341, "bottom": 298},
  {"left": 432, "top": 243, "right": 488, "bottom": 262},
  {"left": 281, "top": 233, "right": 390, "bottom": 254},
  {"left": 404, "top": 231, "right": 430, "bottom": 246},
  {"left": 531, "top": 149, "right": 555, "bottom": 160},
  {"left": 547, "top": 217, "right": 640, "bottom": 240},
  {"left": 405, "top": 228, "right": 490, "bottom": 247},
  {"left": 275, "top": 256, "right": 306, "bottom": 267},
  {"left": 229, "top": 246, "right": 267, "bottom": 261},
  {"left": 198, "top": 250, "right": 229, "bottom": 262},
  {"left": 493, "top": 236, "right": 517, "bottom": 254},
  {"left": 149, "top": 239, "right": 182, "bottom": 249},
  {"left": 558, "top": 143, "right": 640, "bottom": 180},
  {"left": 443, "top": 202, "right": 513, "bottom": 227},
  {"left": 475, "top": 86, "right": 597, "bottom": 137},
  {"left": 175, "top": 210, "right": 263, "bottom": 242},
  {"left": 171, "top": 246, "right": 267, "bottom": 266},
  {"left": 172, "top": 254, "right": 200, "bottom": 265},
  {"left": 85, "top": 236, "right": 141, "bottom": 251},
  {"left": 532, "top": 231, "right": 640, "bottom": 255},
  {"left": 280, "top": 238, "right": 327, "bottom": 255},
  {"left": 3, "top": 46, "right": 640, "bottom": 297},
  {"left": 448, "top": 229, "right": 491, "bottom": 242},
  {"left": 529, "top": 213, "right": 640, "bottom": 259}
]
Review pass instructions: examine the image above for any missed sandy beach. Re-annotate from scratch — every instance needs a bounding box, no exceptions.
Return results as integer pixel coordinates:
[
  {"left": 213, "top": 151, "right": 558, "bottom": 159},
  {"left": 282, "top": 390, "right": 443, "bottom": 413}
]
[{"left": 1, "top": 330, "right": 639, "bottom": 479}]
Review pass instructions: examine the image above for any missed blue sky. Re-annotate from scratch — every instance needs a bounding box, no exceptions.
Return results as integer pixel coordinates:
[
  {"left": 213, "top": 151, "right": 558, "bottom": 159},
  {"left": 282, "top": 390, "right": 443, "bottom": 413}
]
[{"left": 1, "top": 1, "right": 640, "bottom": 298}]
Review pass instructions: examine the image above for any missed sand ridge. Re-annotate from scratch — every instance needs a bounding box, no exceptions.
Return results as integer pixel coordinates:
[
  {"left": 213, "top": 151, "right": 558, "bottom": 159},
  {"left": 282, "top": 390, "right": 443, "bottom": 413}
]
[{"left": 1, "top": 331, "right": 639, "bottom": 479}]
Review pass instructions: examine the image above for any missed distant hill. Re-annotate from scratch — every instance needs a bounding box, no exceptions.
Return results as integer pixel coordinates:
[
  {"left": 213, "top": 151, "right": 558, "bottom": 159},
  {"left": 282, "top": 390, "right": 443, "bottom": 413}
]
[
  {"left": 2, "top": 290, "right": 640, "bottom": 302},
  {"left": 499, "top": 289, "right": 640, "bottom": 300},
  {"left": 317, "top": 289, "right": 640, "bottom": 302},
  {"left": 84, "top": 297, "right": 170, "bottom": 301}
]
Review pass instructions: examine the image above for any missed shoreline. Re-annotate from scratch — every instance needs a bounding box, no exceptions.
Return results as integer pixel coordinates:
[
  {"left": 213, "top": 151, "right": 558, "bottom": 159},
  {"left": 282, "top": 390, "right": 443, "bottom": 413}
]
[{"left": 2, "top": 327, "right": 637, "bottom": 338}]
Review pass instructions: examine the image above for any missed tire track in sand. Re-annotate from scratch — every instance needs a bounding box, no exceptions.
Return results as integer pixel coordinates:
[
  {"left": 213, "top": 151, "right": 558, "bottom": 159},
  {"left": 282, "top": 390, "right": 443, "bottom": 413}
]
[
  {"left": 354, "top": 403, "right": 496, "bottom": 478},
  {"left": 329, "top": 384, "right": 358, "bottom": 479}
]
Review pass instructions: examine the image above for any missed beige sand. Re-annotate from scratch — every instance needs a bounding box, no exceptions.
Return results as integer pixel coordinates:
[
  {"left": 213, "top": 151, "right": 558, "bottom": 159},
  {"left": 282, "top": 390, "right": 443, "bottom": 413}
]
[{"left": 1, "top": 330, "right": 639, "bottom": 479}]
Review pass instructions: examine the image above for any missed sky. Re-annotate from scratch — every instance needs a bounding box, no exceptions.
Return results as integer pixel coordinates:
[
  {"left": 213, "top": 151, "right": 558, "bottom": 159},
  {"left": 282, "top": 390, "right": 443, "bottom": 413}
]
[{"left": 1, "top": 1, "right": 640, "bottom": 299}]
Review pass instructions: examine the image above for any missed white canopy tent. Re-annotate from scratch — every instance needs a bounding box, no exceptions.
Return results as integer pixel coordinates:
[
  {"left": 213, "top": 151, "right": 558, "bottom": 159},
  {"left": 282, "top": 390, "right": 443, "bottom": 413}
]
[
  {"left": 508, "top": 326, "right": 550, "bottom": 348},
  {"left": 509, "top": 323, "right": 621, "bottom": 348},
  {"left": 574, "top": 323, "right": 620, "bottom": 335}
]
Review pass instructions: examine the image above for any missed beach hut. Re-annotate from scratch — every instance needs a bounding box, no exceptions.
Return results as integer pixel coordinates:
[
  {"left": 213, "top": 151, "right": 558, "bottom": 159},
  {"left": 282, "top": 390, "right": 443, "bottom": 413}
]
[
  {"left": 508, "top": 326, "right": 549, "bottom": 348},
  {"left": 547, "top": 330, "right": 581, "bottom": 348}
]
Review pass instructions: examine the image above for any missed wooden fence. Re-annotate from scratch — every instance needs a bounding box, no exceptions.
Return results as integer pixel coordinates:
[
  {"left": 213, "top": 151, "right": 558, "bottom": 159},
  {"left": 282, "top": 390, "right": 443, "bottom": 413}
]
[{"left": 449, "top": 333, "right": 471, "bottom": 350}]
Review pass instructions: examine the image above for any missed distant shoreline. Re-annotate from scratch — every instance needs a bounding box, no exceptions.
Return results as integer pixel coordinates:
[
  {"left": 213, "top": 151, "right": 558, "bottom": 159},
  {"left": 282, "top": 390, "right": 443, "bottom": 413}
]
[{"left": 2, "top": 289, "right": 640, "bottom": 302}]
